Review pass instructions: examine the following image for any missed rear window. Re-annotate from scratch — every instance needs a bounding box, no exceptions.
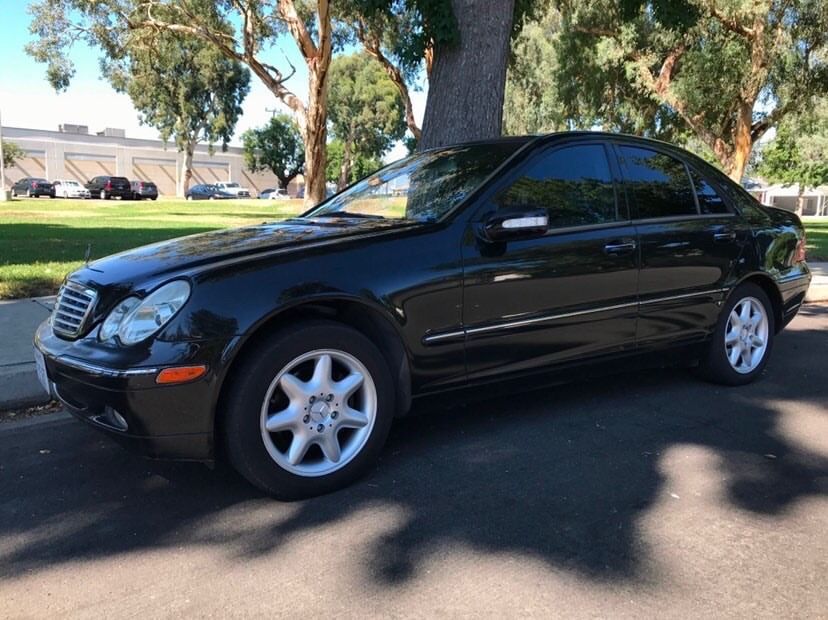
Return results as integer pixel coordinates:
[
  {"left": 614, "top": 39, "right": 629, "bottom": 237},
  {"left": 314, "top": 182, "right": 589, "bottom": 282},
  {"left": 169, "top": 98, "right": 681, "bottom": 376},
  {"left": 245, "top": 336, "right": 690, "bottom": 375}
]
[
  {"left": 111, "top": 177, "right": 129, "bottom": 184},
  {"left": 619, "top": 146, "right": 698, "bottom": 219}
]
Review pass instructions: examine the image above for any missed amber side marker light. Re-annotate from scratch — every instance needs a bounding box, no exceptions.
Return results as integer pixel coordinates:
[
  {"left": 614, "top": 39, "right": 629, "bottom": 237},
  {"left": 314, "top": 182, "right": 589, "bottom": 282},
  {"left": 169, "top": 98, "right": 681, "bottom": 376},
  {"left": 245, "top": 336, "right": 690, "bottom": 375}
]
[{"left": 156, "top": 365, "right": 208, "bottom": 385}]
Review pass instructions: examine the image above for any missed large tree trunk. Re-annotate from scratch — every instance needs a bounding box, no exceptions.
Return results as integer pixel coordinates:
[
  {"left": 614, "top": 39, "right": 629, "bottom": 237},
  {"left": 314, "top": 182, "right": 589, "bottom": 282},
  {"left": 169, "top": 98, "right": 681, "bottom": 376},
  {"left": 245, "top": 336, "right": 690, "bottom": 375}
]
[
  {"left": 727, "top": 103, "right": 754, "bottom": 182},
  {"left": 302, "top": 68, "right": 329, "bottom": 206},
  {"left": 418, "top": 0, "right": 515, "bottom": 150},
  {"left": 178, "top": 143, "right": 195, "bottom": 197},
  {"left": 796, "top": 185, "right": 805, "bottom": 216}
]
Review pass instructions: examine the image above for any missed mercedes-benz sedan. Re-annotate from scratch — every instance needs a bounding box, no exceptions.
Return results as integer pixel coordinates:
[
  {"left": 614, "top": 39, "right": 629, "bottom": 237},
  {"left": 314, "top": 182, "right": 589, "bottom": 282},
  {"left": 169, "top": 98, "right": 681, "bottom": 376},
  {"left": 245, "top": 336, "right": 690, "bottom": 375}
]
[{"left": 34, "top": 133, "right": 811, "bottom": 499}]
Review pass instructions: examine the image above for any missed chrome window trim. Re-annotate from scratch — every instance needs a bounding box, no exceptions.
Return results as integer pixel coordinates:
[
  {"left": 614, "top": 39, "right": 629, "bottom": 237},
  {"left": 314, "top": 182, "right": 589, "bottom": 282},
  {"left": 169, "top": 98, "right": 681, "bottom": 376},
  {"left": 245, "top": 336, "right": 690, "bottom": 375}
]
[{"left": 423, "top": 287, "right": 729, "bottom": 345}]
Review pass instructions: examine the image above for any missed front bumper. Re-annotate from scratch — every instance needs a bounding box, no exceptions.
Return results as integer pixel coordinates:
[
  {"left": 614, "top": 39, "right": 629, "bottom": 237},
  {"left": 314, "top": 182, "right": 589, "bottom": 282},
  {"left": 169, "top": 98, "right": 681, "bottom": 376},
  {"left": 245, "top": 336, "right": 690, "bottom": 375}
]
[{"left": 34, "top": 321, "right": 226, "bottom": 461}]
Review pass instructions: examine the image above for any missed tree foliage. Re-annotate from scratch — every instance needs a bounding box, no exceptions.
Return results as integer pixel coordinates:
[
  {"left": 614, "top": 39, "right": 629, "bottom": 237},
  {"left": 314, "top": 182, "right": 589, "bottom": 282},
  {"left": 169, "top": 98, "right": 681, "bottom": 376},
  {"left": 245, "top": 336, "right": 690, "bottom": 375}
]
[
  {"left": 325, "top": 140, "right": 382, "bottom": 185},
  {"left": 758, "top": 100, "right": 828, "bottom": 203},
  {"left": 328, "top": 53, "right": 405, "bottom": 187},
  {"left": 27, "top": 0, "right": 337, "bottom": 205},
  {"left": 242, "top": 114, "right": 306, "bottom": 190},
  {"left": 110, "top": 30, "right": 250, "bottom": 194},
  {"left": 2, "top": 142, "right": 25, "bottom": 170},
  {"left": 552, "top": 0, "right": 828, "bottom": 181}
]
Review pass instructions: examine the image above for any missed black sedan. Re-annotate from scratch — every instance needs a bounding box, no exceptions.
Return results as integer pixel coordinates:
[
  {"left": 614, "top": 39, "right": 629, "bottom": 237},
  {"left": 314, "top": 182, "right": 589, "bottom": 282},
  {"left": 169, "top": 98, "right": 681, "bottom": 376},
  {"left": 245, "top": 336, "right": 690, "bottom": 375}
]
[
  {"left": 34, "top": 133, "right": 811, "bottom": 499},
  {"left": 12, "top": 177, "right": 54, "bottom": 198},
  {"left": 185, "top": 184, "right": 234, "bottom": 200}
]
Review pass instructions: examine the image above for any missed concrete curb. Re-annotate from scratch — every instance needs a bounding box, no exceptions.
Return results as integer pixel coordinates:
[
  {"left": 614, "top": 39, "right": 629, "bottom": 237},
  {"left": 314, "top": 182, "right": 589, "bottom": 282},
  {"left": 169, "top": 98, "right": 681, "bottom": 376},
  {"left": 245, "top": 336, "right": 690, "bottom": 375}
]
[{"left": 0, "top": 363, "right": 51, "bottom": 410}]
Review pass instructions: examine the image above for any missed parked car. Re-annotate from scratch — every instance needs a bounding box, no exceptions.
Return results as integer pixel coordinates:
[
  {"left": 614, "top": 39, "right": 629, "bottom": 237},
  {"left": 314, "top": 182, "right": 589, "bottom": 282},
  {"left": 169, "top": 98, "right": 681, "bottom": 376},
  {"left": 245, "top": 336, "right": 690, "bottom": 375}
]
[
  {"left": 185, "top": 184, "right": 234, "bottom": 200},
  {"left": 34, "top": 132, "right": 811, "bottom": 500},
  {"left": 215, "top": 181, "right": 251, "bottom": 198},
  {"left": 260, "top": 188, "right": 290, "bottom": 200},
  {"left": 11, "top": 177, "right": 54, "bottom": 198},
  {"left": 131, "top": 180, "right": 159, "bottom": 201},
  {"left": 86, "top": 176, "right": 132, "bottom": 200},
  {"left": 52, "top": 179, "right": 90, "bottom": 199}
]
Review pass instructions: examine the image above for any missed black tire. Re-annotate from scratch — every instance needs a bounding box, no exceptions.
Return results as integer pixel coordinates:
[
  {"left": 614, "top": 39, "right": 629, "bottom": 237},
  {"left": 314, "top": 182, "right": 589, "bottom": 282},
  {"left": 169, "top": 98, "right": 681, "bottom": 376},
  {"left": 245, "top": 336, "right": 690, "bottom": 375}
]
[
  {"left": 221, "top": 320, "right": 395, "bottom": 499},
  {"left": 697, "top": 282, "right": 775, "bottom": 386}
]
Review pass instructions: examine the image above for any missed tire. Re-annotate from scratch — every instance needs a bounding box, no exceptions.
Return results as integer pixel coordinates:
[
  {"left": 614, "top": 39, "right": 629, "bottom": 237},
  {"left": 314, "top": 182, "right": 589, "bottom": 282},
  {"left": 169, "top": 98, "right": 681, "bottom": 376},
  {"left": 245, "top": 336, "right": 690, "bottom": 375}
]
[
  {"left": 697, "top": 282, "right": 775, "bottom": 386},
  {"left": 187, "top": 195, "right": 193, "bottom": 201},
  {"left": 221, "top": 320, "right": 395, "bottom": 499},
  {"left": 100, "top": 190, "right": 107, "bottom": 200}
]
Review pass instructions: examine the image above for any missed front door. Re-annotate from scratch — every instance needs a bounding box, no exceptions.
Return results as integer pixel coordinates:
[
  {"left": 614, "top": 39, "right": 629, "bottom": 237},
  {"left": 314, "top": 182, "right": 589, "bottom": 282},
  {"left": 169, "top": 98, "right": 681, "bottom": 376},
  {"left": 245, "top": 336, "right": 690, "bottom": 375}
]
[{"left": 461, "top": 141, "right": 639, "bottom": 382}]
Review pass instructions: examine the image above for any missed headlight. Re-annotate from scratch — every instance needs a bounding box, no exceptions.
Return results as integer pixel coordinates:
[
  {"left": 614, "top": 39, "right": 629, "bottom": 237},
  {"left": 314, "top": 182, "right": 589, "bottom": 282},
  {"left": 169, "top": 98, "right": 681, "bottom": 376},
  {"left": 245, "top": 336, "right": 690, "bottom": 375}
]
[
  {"left": 99, "top": 296, "right": 140, "bottom": 341},
  {"left": 99, "top": 280, "right": 191, "bottom": 345}
]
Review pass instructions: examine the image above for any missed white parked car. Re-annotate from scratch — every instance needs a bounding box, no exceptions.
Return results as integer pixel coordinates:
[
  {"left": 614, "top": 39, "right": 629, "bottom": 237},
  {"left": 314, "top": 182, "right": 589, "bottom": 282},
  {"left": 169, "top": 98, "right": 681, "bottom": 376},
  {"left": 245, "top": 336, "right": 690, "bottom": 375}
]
[
  {"left": 215, "top": 182, "right": 251, "bottom": 198},
  {"left": 52, "top": 179, "right": 91, "bottom": 199},
  {"left": 259, "top": 188, "right": 291, "bottom": 200}
]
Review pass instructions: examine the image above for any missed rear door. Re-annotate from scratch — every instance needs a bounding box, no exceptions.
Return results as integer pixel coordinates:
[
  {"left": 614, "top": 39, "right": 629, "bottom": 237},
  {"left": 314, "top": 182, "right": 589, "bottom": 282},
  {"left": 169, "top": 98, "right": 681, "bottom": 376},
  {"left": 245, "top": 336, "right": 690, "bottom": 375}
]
[
  {"left": 614, "top": 143, "right": 748, "bottom": 346},
  {"left": 461, "top": 140, "right": 639, "bottom": 381}
]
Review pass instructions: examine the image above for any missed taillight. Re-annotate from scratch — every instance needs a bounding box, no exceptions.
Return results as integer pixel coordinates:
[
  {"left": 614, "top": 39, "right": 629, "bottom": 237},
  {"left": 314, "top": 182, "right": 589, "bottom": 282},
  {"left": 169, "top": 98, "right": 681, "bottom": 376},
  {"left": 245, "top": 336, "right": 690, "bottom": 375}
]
[
  {"left": 795, "top": 231, "right": 807, "bottom": 263},
  {"left": 105, "top": 180, "right": 112, "bottom": 190},
  {"left": 31, "top": 181, "right": 38, "bottom": 188}
]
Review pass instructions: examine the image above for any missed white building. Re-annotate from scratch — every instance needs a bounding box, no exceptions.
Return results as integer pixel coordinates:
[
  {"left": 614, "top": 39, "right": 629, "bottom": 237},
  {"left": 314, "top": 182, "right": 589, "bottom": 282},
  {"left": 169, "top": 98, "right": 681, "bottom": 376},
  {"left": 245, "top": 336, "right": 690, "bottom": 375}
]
[
  {"left": 1, "top": 124, "right": 303, "bottom": 197},
  {"left": 748, "top": 182, "right": 828, "bottom": 216}
]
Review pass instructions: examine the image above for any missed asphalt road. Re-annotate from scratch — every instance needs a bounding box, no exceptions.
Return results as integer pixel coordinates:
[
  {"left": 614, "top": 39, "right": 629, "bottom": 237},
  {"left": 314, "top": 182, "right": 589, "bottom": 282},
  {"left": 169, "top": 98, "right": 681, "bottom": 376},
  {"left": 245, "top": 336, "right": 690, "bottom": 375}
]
[{"left": 1, "top": 306, "right": 827, "bottom": 618}]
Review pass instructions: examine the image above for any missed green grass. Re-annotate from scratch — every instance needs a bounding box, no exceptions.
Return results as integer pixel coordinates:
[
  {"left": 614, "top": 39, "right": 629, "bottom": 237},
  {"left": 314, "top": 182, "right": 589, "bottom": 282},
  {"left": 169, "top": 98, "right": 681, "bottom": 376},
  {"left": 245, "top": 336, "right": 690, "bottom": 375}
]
[
  {"left": 0, "top": 196, "right": 304, "bottom": 299},
  {"left": 803, "top": 218, "right": 828, "bottom": 262},
  {"left": 2, "top": 196, "right": 825, "bottom": 300}
]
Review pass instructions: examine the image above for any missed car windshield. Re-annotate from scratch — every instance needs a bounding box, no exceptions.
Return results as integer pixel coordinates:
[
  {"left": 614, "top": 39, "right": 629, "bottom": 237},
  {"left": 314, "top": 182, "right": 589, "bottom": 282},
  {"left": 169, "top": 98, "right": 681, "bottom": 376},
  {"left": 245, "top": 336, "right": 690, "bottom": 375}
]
[
  {"left": 66, "top": 181, "right": 79, "bottom": 186},
  {"left": 304, "top": 142, "right": 524, "bottom": 222}
]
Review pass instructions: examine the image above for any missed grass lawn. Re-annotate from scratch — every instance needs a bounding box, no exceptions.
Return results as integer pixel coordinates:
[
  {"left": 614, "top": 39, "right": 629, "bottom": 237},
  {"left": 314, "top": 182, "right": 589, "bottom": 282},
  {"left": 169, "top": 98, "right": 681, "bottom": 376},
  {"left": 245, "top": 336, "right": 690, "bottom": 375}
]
[
  {"left": 803, "top": 217, "right": 828, "bottom": 262},
  {"left": 0, "top": 196, "right": 304, "bottom": 299}
]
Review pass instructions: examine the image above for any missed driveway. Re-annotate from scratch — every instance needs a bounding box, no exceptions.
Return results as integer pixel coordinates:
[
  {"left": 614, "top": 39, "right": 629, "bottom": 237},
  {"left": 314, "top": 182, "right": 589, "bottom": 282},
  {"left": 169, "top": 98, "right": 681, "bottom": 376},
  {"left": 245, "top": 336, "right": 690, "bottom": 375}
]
[{"left": 1, "top": 305, "right": 826, "bottom": 618}]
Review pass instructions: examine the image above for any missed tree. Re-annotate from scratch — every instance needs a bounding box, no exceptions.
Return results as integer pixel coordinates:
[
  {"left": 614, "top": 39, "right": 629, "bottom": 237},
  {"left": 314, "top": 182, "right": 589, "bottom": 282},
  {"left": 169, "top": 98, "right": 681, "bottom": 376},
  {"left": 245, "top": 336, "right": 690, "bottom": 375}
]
[
  {"left": 27, "top": 0, "right": 336, "bottom": 206},
  {"left": 503, "top": 4, "right": 567, "bottom": 135},
  {"left": 242, "top": 115, "right": 305, "bottom": 190},
  {"left": 107, "top": 30, "right": 250, "bottom": 196},
  {"left": 328, "top": 53, "right": 405, "bottom": 189},
  {"left": 758, "top": 101, "right": 828, "bottom": 214},
  {"left": 554, "top": 0, "right": 828, "bottom": 181},
  {"left": 2, "top": 141, "right": 25, "bottom": 170},
  {"left": 419, "top": 0, "right": 516, "bottom": 149},
  {"left": 325, "top": 140, "right": 382, "bottom": 186}
]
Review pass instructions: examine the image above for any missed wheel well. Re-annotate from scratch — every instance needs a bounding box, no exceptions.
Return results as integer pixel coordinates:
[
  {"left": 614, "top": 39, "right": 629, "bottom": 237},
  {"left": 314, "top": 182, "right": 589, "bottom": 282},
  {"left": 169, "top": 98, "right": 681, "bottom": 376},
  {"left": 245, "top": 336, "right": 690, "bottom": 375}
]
[
  {"left": 740, "top": 274, "right": 784, "bottom": 332},
  {"left": 215, "top": 300, "right": 412, "bottom": 439}
]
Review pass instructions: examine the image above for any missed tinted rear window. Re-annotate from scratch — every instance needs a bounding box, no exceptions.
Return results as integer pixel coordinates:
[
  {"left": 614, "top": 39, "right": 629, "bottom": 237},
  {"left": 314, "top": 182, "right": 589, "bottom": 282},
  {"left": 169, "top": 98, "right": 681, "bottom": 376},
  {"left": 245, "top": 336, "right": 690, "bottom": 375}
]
[
  {"left": 619, "top": 146, "right": 697, "bottom": 219},
  {"left": 111, "top": 177, "right": 129, "bottom": 184}
]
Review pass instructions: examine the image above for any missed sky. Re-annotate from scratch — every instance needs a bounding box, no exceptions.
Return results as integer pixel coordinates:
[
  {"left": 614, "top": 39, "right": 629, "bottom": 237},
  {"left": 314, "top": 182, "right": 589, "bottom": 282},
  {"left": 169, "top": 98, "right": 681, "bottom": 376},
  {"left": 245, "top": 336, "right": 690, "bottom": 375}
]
[{"left": 0, "top": 2, "right": 425, "bottom": 159}]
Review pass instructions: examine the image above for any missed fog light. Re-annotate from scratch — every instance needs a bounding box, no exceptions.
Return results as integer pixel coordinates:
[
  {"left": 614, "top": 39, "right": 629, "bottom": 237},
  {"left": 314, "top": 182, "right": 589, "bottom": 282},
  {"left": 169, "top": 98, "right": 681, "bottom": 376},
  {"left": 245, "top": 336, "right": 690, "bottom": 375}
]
[{"left": 102, "top": 406, "right": 128, "bottom": 431}]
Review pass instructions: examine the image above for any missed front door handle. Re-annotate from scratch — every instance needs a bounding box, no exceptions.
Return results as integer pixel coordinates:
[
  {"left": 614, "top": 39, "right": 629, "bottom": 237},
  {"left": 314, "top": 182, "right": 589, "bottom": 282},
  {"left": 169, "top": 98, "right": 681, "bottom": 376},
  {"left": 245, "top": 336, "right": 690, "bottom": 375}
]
[
  {"left": 604, "top": 239, "right": 637, "bottom": 255},
  {"left": 713, "top": 231, "right": 736, "bottom": 242}
]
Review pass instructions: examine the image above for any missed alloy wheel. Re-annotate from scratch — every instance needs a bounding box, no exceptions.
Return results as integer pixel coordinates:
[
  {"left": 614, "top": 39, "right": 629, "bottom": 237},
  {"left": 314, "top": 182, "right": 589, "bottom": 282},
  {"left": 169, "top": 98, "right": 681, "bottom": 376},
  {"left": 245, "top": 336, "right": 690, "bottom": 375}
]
[
  {"left": 260, "top": 349, "right": 377, "bottom": 477},
  {"left": 724, "top": 296, "right": 769, "bottom": 374}
]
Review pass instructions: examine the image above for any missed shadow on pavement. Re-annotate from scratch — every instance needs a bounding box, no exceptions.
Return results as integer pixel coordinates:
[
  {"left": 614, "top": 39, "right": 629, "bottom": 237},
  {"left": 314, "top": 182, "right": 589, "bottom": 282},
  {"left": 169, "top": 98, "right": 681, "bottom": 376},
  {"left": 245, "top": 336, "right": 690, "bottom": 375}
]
[{"left": 1, "top": 306, "right": 826, "bottom": 585}]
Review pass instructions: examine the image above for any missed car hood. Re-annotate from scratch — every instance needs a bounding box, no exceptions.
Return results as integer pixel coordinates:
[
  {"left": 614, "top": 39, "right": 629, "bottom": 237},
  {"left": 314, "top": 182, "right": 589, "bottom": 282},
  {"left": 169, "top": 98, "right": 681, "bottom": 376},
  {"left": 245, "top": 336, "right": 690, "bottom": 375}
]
[{"left": 71, "top": 217, "right": 419, "bottom": 291}]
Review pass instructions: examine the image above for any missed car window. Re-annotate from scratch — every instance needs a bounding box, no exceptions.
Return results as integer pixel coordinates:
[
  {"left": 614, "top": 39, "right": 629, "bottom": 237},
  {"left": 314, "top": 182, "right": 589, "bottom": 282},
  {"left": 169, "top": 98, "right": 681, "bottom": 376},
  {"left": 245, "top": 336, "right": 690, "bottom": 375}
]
[
  {"left": 619, "top": 146, "right": 698, "bottom": 219},
  {"left": 688, "top": 169, "right": 729, "bottom": 214},
  {"left": 495, "top": 144, "right": 619, "bottom": 228}
]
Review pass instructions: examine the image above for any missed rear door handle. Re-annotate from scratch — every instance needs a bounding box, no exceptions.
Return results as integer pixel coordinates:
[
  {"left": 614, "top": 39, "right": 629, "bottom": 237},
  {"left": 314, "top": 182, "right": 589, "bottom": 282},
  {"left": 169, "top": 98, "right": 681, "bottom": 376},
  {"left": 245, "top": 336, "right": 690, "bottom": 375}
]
[
  {"left": 604, "top": 240, "right": 637, "bottom": 255},
  {"left": 713, "top": 231, "right": 736, "bottom": 242}
]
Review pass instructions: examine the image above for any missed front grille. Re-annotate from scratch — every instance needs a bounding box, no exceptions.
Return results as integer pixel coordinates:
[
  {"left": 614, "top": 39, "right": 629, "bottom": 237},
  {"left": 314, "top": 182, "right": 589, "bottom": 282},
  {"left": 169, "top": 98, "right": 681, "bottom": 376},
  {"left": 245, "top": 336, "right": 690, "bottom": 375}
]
[{"left": 51, "top": 281, "right": 98, "bottom": 338}]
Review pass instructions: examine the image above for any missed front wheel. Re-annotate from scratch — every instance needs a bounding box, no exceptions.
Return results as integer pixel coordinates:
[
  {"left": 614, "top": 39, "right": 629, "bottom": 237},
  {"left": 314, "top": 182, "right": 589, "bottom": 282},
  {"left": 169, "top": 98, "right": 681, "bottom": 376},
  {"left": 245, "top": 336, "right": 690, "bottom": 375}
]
[
  {"left": 697, "top": 282, "right": 774, "bottom": 386},
  {"left": 100, "top": 190, "right": 107, "bottom": 200},
  {"left": 222, "top": 321, "right": 395, "bottom": 499}
]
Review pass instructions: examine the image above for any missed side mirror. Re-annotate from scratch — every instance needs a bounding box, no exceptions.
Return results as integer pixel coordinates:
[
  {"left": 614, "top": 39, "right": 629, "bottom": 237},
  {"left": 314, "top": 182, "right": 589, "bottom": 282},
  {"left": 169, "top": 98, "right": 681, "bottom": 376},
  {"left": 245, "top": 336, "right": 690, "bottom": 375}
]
[{"left": 481, "top": 209, "right": 549, "bottom": 242}]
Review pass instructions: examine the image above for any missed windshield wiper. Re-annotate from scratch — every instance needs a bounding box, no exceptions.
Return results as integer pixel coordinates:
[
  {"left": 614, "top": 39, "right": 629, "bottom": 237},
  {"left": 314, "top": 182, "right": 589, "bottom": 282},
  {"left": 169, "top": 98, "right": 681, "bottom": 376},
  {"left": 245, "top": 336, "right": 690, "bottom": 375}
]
[{"left": 313, "top": 212, "right": 386, "bottom": 219}]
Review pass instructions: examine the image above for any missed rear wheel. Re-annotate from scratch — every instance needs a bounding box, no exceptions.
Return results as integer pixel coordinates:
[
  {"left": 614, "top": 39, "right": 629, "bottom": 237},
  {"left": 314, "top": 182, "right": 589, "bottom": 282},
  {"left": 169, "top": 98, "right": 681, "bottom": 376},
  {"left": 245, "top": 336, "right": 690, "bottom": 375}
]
[
  {"left": 222, "top": 321, "right": 395, "bottom": 499},
  {"left": 697, "top": 282, "right": 774, "bottom": 385}
]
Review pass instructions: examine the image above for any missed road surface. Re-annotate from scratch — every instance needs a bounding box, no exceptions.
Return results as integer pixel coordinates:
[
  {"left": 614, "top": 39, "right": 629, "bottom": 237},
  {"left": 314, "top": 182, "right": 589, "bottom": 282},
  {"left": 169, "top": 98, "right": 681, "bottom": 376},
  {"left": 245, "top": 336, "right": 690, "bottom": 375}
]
[{"left": 1, "top": 305, "right": 826, "bottom": 618}]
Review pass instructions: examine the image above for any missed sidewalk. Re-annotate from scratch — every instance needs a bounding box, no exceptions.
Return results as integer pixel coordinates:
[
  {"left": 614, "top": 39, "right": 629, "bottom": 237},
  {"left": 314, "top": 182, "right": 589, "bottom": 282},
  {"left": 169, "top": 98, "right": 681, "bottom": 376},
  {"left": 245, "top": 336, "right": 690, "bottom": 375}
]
[
  {"left": 0, "top": 297, "right": 54, "bottom": 409},
  {"left": 0, "top": 264, "right": 826, "bottom": 411}
]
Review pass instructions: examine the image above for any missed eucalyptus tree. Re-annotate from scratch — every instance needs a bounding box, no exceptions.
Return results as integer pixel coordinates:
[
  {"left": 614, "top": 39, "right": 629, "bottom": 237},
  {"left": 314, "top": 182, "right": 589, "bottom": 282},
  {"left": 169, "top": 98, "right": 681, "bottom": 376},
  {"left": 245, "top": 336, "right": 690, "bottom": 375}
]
[
  {"left": 242, "top": 114, "right": 305, "bottom": 191},
  {"left": 554, "top": 0, "right": 828, "bottom": 181}
]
